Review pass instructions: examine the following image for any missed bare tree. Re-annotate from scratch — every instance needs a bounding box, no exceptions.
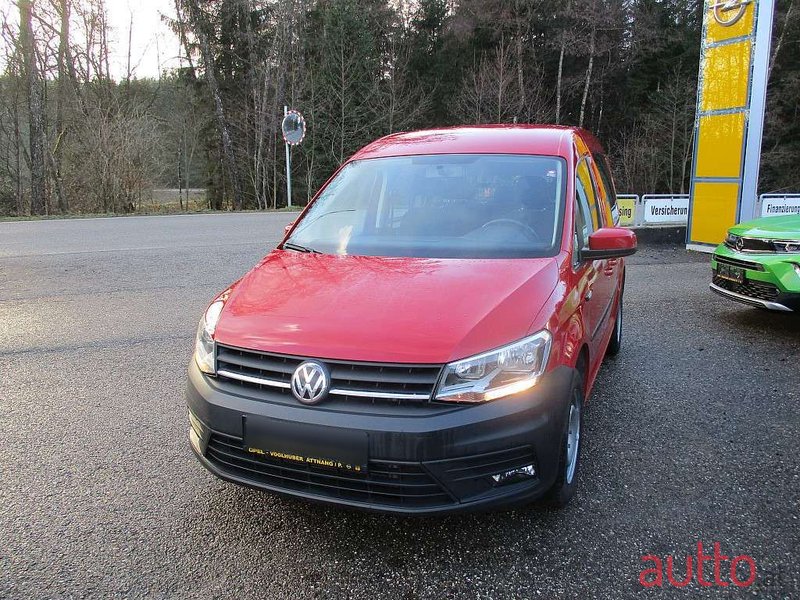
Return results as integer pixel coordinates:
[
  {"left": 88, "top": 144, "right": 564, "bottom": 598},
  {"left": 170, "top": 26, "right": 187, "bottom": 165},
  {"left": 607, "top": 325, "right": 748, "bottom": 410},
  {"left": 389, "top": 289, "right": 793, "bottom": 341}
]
[
  {"left": 51, "top": 0, "right": 70, "bottom": 212},
  {"left": 769, "top": 0, "right": 795, "bottom": 80},
  {"left": 180, "top": 1, "right": 245, "bottom": 210},
  {"left": 578, "top": 1, "right": 597, "bottom": 127},
  {"left": 457, "top": 41, "right": 519, "bottom": 124},
  {"left": 380, "top": 29, "right": 429, "bottom": 133},
  {"left": 0, "top": 11, "right": 25, "bottom": 215},
  {"left": 19, "top": 0, "right": 47, "bottom": 215},
  {"left": 554, "top": 0, "right": 572, "bottom": 124}
]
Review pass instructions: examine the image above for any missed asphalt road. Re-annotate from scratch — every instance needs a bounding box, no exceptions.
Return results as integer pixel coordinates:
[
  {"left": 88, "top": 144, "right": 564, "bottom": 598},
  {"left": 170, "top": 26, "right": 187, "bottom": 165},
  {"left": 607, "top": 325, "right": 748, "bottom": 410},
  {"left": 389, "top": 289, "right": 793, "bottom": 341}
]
[{"left": 1, "top": 214, "right": 798, "bottom": 599}]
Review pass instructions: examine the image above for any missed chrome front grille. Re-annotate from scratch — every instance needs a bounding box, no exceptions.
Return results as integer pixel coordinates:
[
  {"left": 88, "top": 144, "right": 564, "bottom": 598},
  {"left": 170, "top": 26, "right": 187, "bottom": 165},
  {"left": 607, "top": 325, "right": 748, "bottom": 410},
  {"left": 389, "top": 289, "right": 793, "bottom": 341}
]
[
  {"left": 725, "top": 237, "right": 775, "bottom": 253},
  {"left": 215, "top": 344, "right": 442, "bottom": 404}
]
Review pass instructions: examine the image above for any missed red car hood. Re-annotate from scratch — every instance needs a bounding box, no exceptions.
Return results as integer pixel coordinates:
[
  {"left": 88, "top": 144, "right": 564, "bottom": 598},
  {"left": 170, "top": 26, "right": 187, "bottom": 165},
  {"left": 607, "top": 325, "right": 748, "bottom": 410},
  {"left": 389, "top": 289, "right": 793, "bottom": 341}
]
[{"left": 214, "top": 250, "right": 558, "bottom": 364}]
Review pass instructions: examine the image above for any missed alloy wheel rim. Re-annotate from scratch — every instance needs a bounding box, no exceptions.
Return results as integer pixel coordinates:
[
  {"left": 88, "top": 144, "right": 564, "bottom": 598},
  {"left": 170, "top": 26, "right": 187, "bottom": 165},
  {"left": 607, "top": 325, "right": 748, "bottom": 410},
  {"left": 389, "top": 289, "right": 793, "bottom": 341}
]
[{"left": 565, "top": 401, "right": 581, "bottom": 484}]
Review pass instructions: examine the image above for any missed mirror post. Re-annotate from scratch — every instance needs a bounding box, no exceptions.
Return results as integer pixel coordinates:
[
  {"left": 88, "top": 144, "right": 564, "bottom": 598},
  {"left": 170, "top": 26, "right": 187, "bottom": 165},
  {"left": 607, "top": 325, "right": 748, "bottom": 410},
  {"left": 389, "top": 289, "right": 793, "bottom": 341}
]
[
  {"left": 284, "top": 106, "right": 292, "bottom": 208},
  {"left": 281, "top": 107, "right": 306, "bottom": 210}
]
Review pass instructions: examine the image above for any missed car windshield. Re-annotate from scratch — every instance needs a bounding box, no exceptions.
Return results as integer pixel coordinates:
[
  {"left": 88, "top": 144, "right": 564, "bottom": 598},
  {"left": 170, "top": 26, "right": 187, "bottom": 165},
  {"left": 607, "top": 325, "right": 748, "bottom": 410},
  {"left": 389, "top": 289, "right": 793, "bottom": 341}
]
[{"left": 286, "top": 154, "right": 566, "bottom": 258}]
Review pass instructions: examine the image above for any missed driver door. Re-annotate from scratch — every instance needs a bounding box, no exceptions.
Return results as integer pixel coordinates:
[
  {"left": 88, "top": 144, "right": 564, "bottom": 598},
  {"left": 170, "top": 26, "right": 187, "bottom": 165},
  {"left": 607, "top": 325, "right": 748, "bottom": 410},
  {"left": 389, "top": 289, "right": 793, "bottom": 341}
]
[{"left": 574, "top": 159, "right": 610, "bottom": 355}]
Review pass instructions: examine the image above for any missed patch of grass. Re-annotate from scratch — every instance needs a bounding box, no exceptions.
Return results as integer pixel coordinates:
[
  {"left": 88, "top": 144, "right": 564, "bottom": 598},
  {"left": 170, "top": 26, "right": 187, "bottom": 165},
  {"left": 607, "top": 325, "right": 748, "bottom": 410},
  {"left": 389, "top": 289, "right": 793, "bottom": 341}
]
[
  {"left": 1, "top": 188, "right": 306, "bottom": 221},
  {"left": 0, "top": 206, "right": 302, "bottom": 222}
]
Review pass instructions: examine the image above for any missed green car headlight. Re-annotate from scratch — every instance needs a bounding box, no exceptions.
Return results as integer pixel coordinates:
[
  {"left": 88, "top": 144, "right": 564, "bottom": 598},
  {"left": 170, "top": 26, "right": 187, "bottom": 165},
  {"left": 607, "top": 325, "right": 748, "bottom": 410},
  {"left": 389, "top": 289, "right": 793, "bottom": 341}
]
[
  {"left": 435, "top": 331, "right": 552, "bottom": 403},
  {"left": 725, "top": 233, "right": 740, "bottom": 247}
]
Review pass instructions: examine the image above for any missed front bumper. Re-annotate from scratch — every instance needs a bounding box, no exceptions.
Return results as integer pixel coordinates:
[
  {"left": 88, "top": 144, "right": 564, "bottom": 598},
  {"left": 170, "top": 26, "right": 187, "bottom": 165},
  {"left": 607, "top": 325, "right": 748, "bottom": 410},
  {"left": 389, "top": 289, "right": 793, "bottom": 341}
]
[
  {"left": 711, "top": 246, "right": 800, "bottom": 312},
  {"left": 186, "top": 360, "right": 576, "bottom": 515}
]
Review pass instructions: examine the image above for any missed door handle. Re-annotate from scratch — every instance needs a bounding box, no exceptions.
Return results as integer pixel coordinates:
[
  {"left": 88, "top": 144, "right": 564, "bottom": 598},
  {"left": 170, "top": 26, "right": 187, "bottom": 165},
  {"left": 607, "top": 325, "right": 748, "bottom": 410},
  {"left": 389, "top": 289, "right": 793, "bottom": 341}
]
[{"left": 584, "top": 289, "right": 593, "bottom": 302}]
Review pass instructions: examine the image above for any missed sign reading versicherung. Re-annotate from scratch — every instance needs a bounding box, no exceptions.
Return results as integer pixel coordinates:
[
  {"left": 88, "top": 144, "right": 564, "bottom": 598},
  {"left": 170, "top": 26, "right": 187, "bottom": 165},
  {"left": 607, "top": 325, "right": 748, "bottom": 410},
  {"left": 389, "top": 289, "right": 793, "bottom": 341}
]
[{"left": 643, "top": 195, "right": 689, "bottom": 225}]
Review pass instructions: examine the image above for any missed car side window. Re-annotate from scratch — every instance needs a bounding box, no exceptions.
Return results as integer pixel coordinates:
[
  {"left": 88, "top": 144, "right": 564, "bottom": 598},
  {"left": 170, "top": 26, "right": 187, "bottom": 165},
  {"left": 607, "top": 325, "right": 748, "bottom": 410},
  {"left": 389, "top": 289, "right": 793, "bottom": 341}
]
[
  {"left": 592, "top": 154, "right": 619, "bottom": 225},
  {"left": 575, "top": 159, "right": 599, "bottom": 248},
  {"left": 592, "top": 154, "right": 617, "bottom": 225},
  {"left": 572, "top": 197, "right": 585, "bottom": 268}
]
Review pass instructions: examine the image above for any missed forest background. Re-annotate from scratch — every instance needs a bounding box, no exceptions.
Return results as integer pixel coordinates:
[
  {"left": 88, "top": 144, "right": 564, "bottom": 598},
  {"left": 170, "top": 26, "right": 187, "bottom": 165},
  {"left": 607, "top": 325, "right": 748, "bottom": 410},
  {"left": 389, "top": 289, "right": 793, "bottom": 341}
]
[{"left": 1, "top": 0, "right": 797, "bottom": 216}]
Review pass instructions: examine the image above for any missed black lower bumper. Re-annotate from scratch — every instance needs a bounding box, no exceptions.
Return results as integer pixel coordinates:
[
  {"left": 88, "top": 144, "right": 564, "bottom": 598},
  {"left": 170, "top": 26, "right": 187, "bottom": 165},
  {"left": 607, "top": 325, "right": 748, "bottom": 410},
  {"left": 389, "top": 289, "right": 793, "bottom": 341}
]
[
  {"left": 187, "top": 361, "right": 577, "bottom": 515},
  {"left": 710, "top": 281, "right": 800, "bottom": 312}
]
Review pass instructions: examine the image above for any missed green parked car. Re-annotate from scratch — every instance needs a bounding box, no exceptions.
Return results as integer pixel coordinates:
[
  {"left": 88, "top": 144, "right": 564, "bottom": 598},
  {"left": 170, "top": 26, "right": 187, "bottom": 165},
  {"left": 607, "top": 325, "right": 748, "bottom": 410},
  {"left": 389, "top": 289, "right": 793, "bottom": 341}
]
[{"left": 711, "top": 214, "right": 800, "bottom": 312}]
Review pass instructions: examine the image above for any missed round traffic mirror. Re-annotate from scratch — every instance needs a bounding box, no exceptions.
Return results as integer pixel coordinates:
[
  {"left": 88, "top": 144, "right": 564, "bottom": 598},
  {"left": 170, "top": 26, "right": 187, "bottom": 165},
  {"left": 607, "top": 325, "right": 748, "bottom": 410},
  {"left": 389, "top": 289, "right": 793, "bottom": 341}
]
[{"left": 281, "top": 110, "right": 306, "bottom": 146}]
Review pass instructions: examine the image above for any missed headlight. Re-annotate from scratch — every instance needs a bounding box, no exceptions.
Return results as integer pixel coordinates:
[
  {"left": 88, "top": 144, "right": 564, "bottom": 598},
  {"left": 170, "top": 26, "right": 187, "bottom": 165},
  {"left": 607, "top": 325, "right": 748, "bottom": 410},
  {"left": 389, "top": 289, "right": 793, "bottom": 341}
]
[
  {"left": 194, "top": 300, "right": 225, "bottom": 374},
  {"left": 772, "top": 240, "right": 800, "bottom": 253},
  {"left": 435, "top": 331, "right": 552, "bottom": 403},
  {"left": 725, "top": 233, "right": 740, "bottom": 247}
]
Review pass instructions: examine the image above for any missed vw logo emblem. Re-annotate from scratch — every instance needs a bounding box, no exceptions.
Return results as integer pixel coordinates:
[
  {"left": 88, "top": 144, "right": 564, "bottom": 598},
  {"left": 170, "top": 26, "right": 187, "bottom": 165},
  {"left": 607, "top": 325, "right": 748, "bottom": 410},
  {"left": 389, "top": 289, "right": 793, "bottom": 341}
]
[
  {"left": 291, "top": 361, "right": 330, "bottom": 405},
  {"left": 709, "top": 0, "right": 751, "bottom": 27},
  {"left": 735, "top": 237, "right": 745, "bottom": 252}
]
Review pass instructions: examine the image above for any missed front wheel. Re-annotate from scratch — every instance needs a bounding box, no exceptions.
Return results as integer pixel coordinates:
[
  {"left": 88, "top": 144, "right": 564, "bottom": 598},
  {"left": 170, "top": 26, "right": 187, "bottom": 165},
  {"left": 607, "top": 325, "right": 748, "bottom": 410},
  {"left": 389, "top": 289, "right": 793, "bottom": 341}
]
[{"left": 542, "top": 378, "right": 584, "bottom": 508}]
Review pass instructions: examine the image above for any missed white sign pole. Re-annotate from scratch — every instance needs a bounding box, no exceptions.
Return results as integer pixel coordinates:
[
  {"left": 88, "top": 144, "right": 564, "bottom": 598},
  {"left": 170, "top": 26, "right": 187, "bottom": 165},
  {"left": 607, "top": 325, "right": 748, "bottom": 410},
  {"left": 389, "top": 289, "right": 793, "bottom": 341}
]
[
  {"left": 284, "top": 105, "right": 292, "bottom": 208},
  {"left": 740, "top": 0, "right": 775, "bottom": 222}
]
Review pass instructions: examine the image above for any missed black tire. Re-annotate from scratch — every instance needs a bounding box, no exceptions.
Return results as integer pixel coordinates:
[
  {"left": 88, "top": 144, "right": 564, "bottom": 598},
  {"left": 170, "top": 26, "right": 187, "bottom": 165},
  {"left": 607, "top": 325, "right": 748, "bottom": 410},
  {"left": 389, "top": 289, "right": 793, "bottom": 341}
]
[
  {"left": 606, "top": 294, "right": 623, "bottom": 357},
  {"left": 542, "top": 374, "right": 584, "bottom": 508}
]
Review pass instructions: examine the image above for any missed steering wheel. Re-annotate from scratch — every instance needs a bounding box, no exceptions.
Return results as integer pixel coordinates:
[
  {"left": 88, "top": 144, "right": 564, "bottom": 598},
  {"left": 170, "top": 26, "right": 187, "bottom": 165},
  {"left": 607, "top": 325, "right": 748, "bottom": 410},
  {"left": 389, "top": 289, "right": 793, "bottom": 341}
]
[{"left": 480, "top": 219, "right": 541, "bottom": 241}]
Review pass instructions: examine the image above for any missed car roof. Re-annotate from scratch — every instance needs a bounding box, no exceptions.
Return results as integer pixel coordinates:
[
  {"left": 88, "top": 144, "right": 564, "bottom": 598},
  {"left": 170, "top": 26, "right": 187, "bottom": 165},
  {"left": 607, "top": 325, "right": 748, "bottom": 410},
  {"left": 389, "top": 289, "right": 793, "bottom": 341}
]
[{"left": 349, "top": 125, "right": 604, "bottom": 162}]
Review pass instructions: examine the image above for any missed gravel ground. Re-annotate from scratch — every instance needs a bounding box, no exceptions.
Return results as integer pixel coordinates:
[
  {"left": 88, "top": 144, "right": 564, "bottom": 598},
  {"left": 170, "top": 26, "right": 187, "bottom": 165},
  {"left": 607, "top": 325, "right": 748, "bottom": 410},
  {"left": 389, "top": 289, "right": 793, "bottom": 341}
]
[{"left": 1, "top": 214, "right": 798, "bottom": 599}]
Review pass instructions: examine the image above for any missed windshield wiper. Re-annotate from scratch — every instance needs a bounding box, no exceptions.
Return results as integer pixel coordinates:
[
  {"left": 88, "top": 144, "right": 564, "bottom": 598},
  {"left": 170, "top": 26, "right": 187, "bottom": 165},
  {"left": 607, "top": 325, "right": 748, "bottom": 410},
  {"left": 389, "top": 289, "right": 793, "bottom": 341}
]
[{"left": 282, "top": 241, "right": 320, "bottom": 254}]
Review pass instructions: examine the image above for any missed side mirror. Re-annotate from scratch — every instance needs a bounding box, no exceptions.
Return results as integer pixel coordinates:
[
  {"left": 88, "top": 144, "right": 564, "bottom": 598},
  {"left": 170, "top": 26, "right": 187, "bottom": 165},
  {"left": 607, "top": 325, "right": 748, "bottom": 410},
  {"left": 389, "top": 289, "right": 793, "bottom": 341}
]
[
  {"left": 582, "top": 227, "right": 637, "bottom": 260},
  {"left": 284, "top": 222, "right": 295, "bottom": 235}
]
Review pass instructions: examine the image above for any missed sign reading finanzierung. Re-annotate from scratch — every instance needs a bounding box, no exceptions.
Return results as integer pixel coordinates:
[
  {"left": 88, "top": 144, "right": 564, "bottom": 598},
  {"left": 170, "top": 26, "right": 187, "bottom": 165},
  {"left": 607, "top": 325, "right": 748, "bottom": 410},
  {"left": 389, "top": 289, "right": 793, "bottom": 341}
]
[{"left": 760, "top": 195, "right": 800, "bottom": 218}]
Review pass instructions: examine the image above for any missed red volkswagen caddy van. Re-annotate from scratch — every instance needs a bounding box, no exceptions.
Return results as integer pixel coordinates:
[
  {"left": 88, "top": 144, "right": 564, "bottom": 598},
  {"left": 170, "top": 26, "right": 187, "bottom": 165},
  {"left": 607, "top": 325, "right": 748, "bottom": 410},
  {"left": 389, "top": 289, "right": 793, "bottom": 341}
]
[{"left": 187, "top": 126, "right": 636, "bottom": 514}]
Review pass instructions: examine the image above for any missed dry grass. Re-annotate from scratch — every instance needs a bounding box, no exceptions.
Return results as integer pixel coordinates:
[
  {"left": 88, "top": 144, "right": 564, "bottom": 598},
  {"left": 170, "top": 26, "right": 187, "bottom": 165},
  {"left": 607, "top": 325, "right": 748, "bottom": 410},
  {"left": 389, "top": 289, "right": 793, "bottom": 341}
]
[{"left": 141, "top": 188, "right": 209, "bottom": 213}]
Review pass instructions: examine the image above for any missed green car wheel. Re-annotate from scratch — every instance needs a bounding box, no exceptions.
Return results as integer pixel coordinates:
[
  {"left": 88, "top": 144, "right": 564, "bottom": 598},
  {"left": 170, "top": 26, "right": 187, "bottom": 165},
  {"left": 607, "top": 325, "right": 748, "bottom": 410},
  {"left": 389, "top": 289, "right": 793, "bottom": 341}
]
[{"left": 711, "top": 214, "right": 800, "bottom": 312}]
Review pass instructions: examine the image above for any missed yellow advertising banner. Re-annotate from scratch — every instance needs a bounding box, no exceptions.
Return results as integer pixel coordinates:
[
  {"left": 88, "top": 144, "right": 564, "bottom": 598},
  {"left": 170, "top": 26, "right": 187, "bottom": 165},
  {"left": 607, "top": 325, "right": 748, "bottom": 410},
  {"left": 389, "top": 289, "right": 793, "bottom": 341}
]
[
  {"left": 687, "top": 0, "right": 774, "bottom": 251},
  {"left": 617, "top": 197, "right": 636, "bottom": 227}
]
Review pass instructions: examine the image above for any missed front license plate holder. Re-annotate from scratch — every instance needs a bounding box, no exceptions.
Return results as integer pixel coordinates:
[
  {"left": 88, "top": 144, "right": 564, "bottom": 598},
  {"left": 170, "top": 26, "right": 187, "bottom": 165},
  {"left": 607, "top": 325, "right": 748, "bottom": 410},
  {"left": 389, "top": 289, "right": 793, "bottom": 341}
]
[
  {"left": 717, "top": 263, "right": 744, "bottom": 284},
  {"left": 243, "top": 415, "right": 368, "bottom": 473}
]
